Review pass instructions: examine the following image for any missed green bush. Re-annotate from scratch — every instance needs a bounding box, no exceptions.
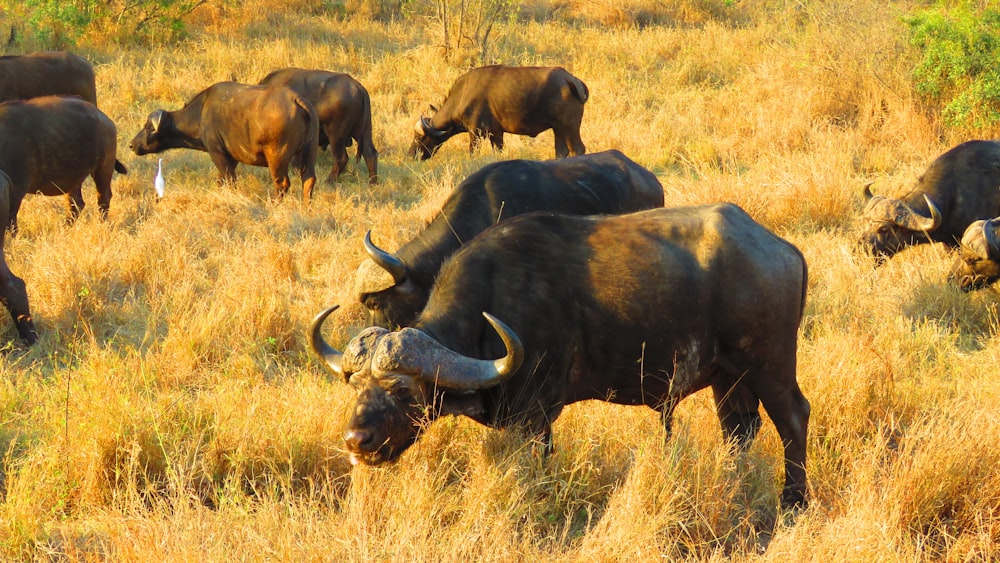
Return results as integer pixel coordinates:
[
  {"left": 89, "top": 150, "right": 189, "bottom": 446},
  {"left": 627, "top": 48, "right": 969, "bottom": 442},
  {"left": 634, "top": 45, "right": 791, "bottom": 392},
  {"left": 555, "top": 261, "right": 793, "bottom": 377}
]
[
  {"left": 906, "top": 2, "right": 1000, "bottom": 131},
  {"left": 1, "top": 0, "right": 205, "bottom": 49}
]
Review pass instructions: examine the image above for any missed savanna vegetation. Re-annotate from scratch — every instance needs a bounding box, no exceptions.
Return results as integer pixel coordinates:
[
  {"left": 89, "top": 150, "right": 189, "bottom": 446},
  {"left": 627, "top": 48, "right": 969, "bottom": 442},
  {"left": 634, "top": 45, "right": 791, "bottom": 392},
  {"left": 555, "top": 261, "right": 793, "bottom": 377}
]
[{"left": 0, "top": 0, "right": 999, "bottom": 560}]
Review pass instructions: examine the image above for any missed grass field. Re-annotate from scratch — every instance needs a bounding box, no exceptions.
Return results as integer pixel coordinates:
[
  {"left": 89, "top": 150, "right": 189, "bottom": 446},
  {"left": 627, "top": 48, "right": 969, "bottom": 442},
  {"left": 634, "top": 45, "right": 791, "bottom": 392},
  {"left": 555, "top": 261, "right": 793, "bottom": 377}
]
[{"left": 1, "top": 1, "right": 999, "bottom": 560}]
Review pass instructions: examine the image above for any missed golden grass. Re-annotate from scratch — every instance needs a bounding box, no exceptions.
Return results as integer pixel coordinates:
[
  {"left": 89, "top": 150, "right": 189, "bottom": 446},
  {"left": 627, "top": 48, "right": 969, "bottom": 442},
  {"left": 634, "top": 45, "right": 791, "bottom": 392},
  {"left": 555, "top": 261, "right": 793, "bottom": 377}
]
[{"left": 1, "top": 0, "right": 999, "bottom": 560}]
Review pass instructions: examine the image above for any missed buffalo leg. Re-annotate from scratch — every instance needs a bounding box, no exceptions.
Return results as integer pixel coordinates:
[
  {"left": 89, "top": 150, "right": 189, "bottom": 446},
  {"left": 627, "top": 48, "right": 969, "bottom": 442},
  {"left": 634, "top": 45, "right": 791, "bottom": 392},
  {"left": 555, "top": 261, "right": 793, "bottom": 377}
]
[
  {"left": 210, "top": 152, "right": 239, "bottom": 186},
  {"left": 566, "top": 131, "right": 586, "bottom": 156},
  {"left": 489, "top": 130, "right": 505, "bottom": 152},
  {"left": 713, "top": 381, "right": 762, "bottom": 450},
  {"left": 754, "top": 372, "right": 810, "bottom": 509},
  {"left": 66, "top": 188, "right": 85, "bottom": 225},
  {"left": 92, "top": 165, "right": 114, "bottom": 221},
  {"left": 360, "top": 138, "right": 378, "bottom": 185},
  {"left": 329, "top": 141, "right": 349, "bottom": 184},
  {"left": 0, "top": 262, "right": 36, "bottom": 344},
  {"left": 553, "top": 132, "right": 570, "bottom": 158}
]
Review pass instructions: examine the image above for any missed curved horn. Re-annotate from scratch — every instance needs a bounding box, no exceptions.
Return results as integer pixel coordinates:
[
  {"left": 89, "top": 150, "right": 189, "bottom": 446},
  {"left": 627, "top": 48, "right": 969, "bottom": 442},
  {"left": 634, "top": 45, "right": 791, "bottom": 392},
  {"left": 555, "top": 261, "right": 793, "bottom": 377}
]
[
  {"left": 309, "top": 305, "right": 345, "bottom": 380},
  {"left": 862, "top": 182, "right": 875, "bottom": 202},
  {"left": 906, "top": 195, "right": 943, "bottom": 232},
  {"left": 149, "top": 109, "right": 166, "bottom": 134},
  {"left": 420, "top": 116, "right": 447, "bottom": 139},
  {"left": 363, "top": 231, "right": 407, "bottom": 285},
  {"left": 374, "top": 312, "right": 524, "bottom": 391},
  {"left": 984, "top": 218, "right": 1000, "bottom": 258}
]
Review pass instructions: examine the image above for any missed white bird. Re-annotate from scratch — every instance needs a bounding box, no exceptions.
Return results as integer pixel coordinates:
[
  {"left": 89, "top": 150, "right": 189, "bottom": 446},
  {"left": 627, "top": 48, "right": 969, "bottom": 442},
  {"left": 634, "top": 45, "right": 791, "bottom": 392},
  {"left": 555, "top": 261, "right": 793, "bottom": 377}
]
[{"left": 154, "top": 158, "right": 165, "bottom": 199}]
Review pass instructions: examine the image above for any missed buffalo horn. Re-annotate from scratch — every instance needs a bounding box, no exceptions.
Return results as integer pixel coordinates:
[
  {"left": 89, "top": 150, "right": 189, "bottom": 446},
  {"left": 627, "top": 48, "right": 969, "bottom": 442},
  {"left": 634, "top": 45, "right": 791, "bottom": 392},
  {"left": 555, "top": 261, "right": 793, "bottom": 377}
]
[
  {"left": 984, "top": 218, "right": 1000, "bottom": 258},
  {"left": 376, "top": 312, "right": 524, "bottom": 391},
  {"left": 906, "top": 195, "right": 943, "bottom": 232},
  {"left": 420, "top": 117, "right": 446, "bottom": 139},
  {"left": 309, "top": 305, "right": 345, "bottom": 380},
  {"left": 149, "top": 109, "right": 166, "bottom": 134},
  {"left": 364, "top": 231, "right": 407, "bottom": 285},
  {"left": 862, "top": 182, "right": 875, "bottom": 202}
]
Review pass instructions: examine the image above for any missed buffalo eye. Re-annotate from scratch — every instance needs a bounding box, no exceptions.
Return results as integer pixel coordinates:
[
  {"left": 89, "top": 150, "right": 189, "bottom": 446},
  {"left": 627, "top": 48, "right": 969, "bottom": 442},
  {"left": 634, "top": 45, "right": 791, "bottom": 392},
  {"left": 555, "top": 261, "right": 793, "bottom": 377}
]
[{"left": 389, "top": 384, "right": 413, "bottom": 401}]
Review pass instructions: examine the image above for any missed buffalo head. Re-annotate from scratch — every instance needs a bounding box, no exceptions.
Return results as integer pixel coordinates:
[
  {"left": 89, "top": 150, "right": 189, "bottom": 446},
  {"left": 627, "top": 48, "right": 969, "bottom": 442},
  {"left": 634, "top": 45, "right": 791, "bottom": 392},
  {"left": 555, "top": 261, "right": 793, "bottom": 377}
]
[
  {"left": 950, "top": 218, "right": 1000, "bottom": 291},
  {"left": 858, "top": 184, "right": 943, "bottom": 262},
  {"left": 407, "top": 116, "right": 449, "bottom": 161},
  {"left": 354, "top": 231, "right": 427, "bottom": 329},
  {"left": 129, "top": 109, "right": 171, "bottom": 155},
  {"left": 310, "top": 305, "right": 523, "bottom": 466}
]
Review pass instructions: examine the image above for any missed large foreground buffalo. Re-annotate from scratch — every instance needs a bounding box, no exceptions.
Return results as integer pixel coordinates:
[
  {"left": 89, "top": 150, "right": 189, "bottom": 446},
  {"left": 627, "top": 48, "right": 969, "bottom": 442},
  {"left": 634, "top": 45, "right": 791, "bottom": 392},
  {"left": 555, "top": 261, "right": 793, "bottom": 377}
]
[
  {"left": 313, "top": 204, "right": 811, "bottom": 508},
  {"left": 0, "top": 96, "right": 126, "bottom": 231},
  {"left": 129, "top": 82, "right": 319, "bottom": 199},
  {"left": 858, "top": 140, "right": 1000, "bottom": 261},
  {"left": 949, "top": 218, "right": 1000, "bottom": 291},
  {"left": 0, "top": 172, "right": 37, "bottom": 344},
  {"left": 357, "top": 150, "right": 665, "bottom": 328},
  {"left": 0, "top": 51, "right": 97, "bottom": 105},
  {"left": 408, "top": 65, "right": 588, "bottom": 160},
  {"left": 259, "top": 68, "right": 378, "bottom": 185}
]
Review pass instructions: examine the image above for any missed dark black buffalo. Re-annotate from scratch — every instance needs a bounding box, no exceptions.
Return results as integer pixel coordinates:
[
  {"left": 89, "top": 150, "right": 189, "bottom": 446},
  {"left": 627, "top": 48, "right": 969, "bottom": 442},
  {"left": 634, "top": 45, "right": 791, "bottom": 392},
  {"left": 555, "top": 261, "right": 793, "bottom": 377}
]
[
  {"left": 357, "top": 150, "right": 665, "bottom": 328},
  {"left": 259, "top": 68, "right": 378, "bottom": 185},
  {"left": 0, "top": 96, "right": 126, "bottom": 231},
  {"left": 859, "top": 140, "right": 1000, "bottom": 261},
  {"left": 0, "top": 51, "right": 96, "bottom": 105},
  {"left": 408, "top": 65, "right": 588, "bottom": 160},
  {"left": 949, "top": 218, "right": 1000, "bottom": 291},
  {"left": 0, "top": 171, "right": 37, "bottom": 344},
  {"left": 313, "top": 204, "right": 811, "bottom": 508},
  {"left": 129, "top": 81, "right": 319, "bottom": 199}
]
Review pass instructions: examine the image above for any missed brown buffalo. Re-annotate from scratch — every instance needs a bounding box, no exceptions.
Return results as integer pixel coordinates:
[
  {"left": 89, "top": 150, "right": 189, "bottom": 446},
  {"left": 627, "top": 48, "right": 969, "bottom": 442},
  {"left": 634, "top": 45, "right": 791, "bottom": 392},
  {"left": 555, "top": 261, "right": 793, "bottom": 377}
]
[
  {"left": 408, "top": 65, "right": 588, "bottom": 160},
  {"left": 949, "top": 218, "right": 1000, "bottom": 291},
  {"left": 129, "top": 82, "right": 319, "bottom": 200},
  {"left": 0, "top": 51, "right": 97, "bottom": 105},
  {"left": 313, "top": 204, "right": 810, "bottom": 508},
  {"left": 858, "top": 140, "right": 1000, "bottom": 262},
  {"left": 0, "top": 96, "right": 126, "bottom": 231},
  {"left": 259, "top": 68, "right": 378, "bottom": 185}
]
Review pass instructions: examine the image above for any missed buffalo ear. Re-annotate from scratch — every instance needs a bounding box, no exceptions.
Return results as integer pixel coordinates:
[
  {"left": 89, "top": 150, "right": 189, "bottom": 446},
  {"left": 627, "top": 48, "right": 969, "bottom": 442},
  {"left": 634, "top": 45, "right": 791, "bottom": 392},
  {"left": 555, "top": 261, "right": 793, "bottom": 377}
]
[{"left": 437, "top": 391, "right": 485, "bottom": 419}]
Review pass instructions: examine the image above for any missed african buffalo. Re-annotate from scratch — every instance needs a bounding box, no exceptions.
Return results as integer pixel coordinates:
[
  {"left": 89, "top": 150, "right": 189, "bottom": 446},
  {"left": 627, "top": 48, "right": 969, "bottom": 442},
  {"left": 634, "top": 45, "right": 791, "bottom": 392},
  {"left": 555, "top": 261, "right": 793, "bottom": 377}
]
[
  {"left": 0, "top": 171, "right": 37, "bottom": 344},
  {"left": 0, "top": 51, "right": 96, "bottom": 105},
  {"left": 0, "top": 96, "right": 126, "bottom": 231},
  {"left": 859, "top": 140, "right": 1000, "bottom": 261},
  {"left": 129, "top": 81, "right": 319, "bottom": 200},
  {"left": 949, "top": 218, "right": 1000, "bottom": 291},
  {"left": 259, "top": 68, "right": 378, "bottom": 185},
  {"left": 313, "top": 204, "right": 811, "bottom": 508},
  {"left": 357, "top": 150, "right": 665, "bottom": 328},
  {"left": 408, "top": 65, "right": 588, "bottom": 160}
]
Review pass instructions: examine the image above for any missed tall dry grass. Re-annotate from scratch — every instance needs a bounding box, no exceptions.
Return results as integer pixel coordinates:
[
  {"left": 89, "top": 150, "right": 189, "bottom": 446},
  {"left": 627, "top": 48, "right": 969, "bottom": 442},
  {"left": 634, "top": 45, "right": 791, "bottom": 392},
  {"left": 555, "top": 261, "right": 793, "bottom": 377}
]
[{"left": 1, "top": 0, "right": 998, "bottom": 560}]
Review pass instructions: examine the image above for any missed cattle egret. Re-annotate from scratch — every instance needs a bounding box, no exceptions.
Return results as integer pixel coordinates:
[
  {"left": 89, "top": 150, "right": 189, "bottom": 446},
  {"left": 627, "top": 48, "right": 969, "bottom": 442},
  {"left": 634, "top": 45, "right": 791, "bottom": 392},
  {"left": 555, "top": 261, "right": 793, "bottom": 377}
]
[{"left": 154, "top": 158, "right": 164, "bottom": 199}]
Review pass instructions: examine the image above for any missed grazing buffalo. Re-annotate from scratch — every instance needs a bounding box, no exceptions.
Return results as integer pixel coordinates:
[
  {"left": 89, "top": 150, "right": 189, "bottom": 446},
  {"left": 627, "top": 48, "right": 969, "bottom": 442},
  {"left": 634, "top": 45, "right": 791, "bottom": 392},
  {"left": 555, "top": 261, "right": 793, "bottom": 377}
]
[
  {"left": 859, "top": 140, "right": 1000, "bottom": 261},
  {"left": 0, "top": 171, "right": 37, "bottom": 344},
  {"left": 129, "top": 81, "right": 319, "bottom": 200},
  {"left": 408, "top": 65, "right": 588, "bottom": 160},
  {"left": 259, "top": 68, "right": 378, "bottom": 185},
  {"left": 949, "top": 218, "right": 1000, "bottom": 291},
  {"left": 0, "top": 96, "right": 126, "bottom": 231},
  {"left": 313, "top": 204, "right": 811, "bottom": 508},
  {"left": 0, "top": 51, "right": 97, "bottom": 105},
  {"left": 357, "top": 150, "right": 665, "bottom": 328}
]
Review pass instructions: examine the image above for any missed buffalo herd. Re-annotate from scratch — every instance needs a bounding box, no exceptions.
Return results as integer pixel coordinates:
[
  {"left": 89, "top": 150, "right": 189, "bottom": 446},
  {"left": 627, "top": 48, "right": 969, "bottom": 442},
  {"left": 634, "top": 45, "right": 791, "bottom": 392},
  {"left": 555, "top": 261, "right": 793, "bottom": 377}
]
[{"left": 6, "top": 48, "right": 1000, "bottom": 511}]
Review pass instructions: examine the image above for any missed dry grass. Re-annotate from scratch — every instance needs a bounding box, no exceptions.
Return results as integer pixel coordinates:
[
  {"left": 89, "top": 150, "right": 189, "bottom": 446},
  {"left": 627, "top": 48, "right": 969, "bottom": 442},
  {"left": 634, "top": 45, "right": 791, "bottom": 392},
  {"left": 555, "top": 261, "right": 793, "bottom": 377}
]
[{"left": 1, "top": 0, "right": 999, "bottom": 560}]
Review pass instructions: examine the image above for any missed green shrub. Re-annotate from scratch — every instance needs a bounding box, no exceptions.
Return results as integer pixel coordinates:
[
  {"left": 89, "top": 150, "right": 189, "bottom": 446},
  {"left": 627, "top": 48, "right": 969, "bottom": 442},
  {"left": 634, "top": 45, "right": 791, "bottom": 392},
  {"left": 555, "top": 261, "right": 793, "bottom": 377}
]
[
  {"left": 906, "top": 2, "right": 1000, "bottom": 131},
  {"left": 1, "top": 0, "right": 205, "bottom": 49}
]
